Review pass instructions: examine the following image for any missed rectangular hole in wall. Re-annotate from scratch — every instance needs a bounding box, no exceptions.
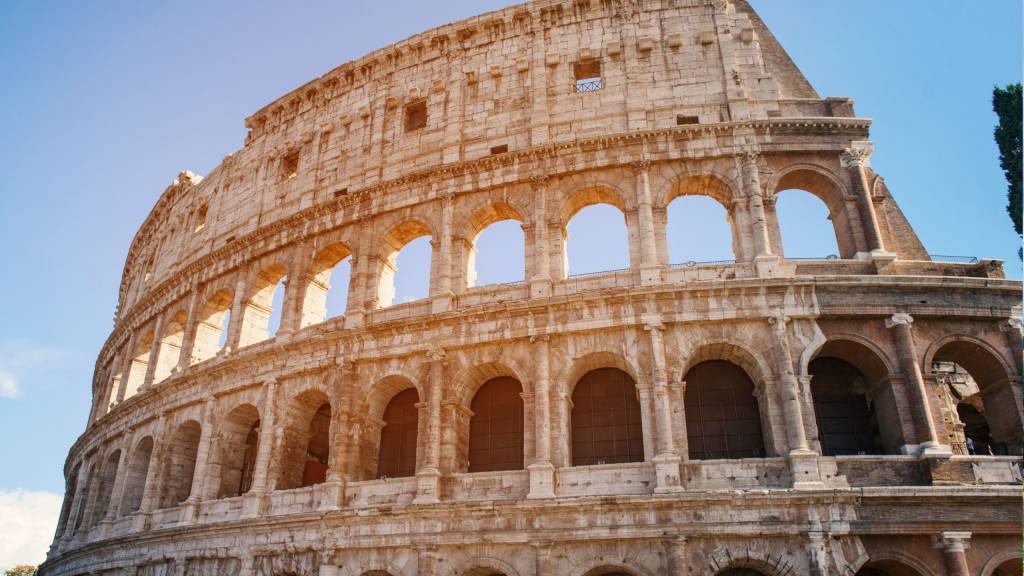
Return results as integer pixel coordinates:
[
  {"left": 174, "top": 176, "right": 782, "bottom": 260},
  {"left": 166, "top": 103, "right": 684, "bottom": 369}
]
[
  {"left": 404, "top": 100, "right": 427, "bottom": 132},
  {"left": 489, "top": 144, "right": 508, "bottom": 155},
  {"left": 333, "top": 188, "right": 349, "bottom": 198},
  {"left": 676, "top": 115, "right": 700, "bottom": 126},
  {"left": 281, "top": 151, "right": 299, "bottom": 179},
  {"left": 574, "top": 59, "right": 602, "bottom": 93}
]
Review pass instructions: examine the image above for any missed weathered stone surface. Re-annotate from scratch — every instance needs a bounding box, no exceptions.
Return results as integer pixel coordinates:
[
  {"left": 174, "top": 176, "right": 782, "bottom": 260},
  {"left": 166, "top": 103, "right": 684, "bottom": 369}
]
[{"left": 42, "top": 1, "right": 1022, "bottom": 575}]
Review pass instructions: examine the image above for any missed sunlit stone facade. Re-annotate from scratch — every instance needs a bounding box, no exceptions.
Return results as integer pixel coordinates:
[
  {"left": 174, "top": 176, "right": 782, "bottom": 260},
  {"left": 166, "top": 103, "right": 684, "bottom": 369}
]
[{"left": 42, "top": 1, "right": 1022, "bottom": 575}]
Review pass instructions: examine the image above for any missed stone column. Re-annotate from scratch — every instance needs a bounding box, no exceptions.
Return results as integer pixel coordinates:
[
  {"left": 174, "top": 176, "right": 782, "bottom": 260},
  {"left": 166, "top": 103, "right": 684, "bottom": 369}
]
[
  {"left": 530, "top": 175, "right": 552, "bottom": 298},
  {"left": 431, "top": 193, "right": 455, "bottom": 313},
  {"left": 141, "top": 313, "right": 166, "bottom": 391},
  {"left": 632, "top": 159, "right": 661, "bottom": 285},
  {"left": 1001, "top": 317, "right": 1023, "bottom": 376},
  {"left": 670, "top": 381, "right": 689, "bottom": 460},
  {"left": 175, "top": 289, "right": 202, "bottom": 373},
  {"left": 769, "top": 312, "right": 822, "bottom": 488},
  {"left": 740, "top": 151, "right": 774, "bottom": 260},
  {"left": 885, "top": 313, "right": 945, "bottom": 454},
  {"left": 667, "top": 536, "right": 688, "bottom": 576},
  {"left": 414, "top": 347, "right": 445, "bottom": 503},
  {"left": 936, "top": 531, "right": 971, "bottom": 576},
  {"left": 116, "top": 332, "right": 139, "bottom": 402},
  {"left": 182, "top": 396, "right": 215, "bottom": 523},
  {"left": 840, "top": 144, "right": 886, "bottom": 254},
  {"left": 728, "top": 199, "right": 753, "bottom": 262},
  {"left": 134, "top": 413, "right": 168, "bottom": 531},
  {"left": 417, "top": 546, "right": 439, "bottom": 576},
  {"left": 224, "top": 278, "right": 248, "bottom": 353},
  {"left": 277, "top": 242, "right": 313, "bottom": 337},
  {"left": 242, "top": 379, "right": 278, "bottom": 517},
  {"left": 646, "top": 319, "right": 681, "bottom": 492},
  {"left": 321, "top": 361, "right": 353, "bottom": 510},
  {"left": 98, "top": 441, "right": 131, "bottom": 536},
  {"left": 528, "top": 334, "right": 556, "bottom": 499}
]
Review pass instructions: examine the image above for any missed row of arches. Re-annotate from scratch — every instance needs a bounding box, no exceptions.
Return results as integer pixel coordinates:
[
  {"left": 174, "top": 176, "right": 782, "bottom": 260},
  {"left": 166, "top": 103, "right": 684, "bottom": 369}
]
[{"left": 105, "top": 184, "right": 841, "bottom": 410}]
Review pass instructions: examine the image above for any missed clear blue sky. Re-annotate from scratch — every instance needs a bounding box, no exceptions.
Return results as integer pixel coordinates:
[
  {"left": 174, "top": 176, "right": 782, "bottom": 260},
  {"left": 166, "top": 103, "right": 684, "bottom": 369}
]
[{"left": 0, "top": 0, "right": 1019, "bottom": 559}]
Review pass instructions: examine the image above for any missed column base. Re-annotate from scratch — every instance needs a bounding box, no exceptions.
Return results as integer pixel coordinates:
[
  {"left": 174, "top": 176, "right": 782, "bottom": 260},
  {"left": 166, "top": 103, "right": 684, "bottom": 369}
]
[
  {"left": 129, "top": 511, "right": 151, "bottom": 532},
  {"left": 922, "top": 445, "right": 959, "bottom": 486},
  {"left": 317, "top": 478, "right": 346, "bottom": 511},
  {"left": 343, "top": 310, "right": 364, "bottom": 329},
  {"left": 653, "top": 453, "right": 683, "bottom": 493},
  {"left": 180, "top": 499, "right": 200, "bottom": 525},
  {"left": 788, "top": 449, "right": 826, "bottom": 490},
  {"left": 530, "top": 279, "right": 552, "bottom": 299},
  {"left": 754, "top": 254, "right": 781, "bottom": 278},
  {"left": 96, "top": 518, "right": 114, "bottom": 539},
  {"left": 412, "top": 468, "right": 441, "bottom": 504},
  {"left": 241, "top": 491, "right": 267, "bottom": 518},
  {"left": 640, "top": 265, "right": 662, "bottom": 286},
  {"left": 527, "top": 462, "right": 556, "bottom": 499},
  {"left": 431, "top": 294, "right": 453, "bottom": 314}
]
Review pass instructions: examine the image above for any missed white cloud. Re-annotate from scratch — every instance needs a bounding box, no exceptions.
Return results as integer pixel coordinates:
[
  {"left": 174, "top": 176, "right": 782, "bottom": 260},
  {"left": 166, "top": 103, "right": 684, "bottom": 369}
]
[
  {"left": 0, "top": 489, "right": 63, "bottom": 570},
  {"left": 0, "top": 371, "right": 16, "bottom": 398}
]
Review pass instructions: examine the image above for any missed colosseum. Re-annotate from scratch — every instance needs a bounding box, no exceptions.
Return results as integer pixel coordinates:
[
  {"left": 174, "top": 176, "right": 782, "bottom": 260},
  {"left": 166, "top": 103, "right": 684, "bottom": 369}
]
[{"left": 41, "top": 1, "right": 1022, "bottom": 575}]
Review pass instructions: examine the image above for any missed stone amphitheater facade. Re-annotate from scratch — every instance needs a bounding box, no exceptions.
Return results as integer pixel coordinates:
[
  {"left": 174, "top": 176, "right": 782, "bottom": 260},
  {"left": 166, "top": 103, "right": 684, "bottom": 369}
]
[{"left": 42, "top": 1, "right": 1023, "bottom": 575}]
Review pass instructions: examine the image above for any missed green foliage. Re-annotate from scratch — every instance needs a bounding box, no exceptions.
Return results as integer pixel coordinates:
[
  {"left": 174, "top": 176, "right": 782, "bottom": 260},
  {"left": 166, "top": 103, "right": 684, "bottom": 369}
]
[
  {"left": 4, "top": 566, "right": 37, "bottom": 576},
  {"left": 992, "top": 84, "right": 1022, "bottom": 238}
]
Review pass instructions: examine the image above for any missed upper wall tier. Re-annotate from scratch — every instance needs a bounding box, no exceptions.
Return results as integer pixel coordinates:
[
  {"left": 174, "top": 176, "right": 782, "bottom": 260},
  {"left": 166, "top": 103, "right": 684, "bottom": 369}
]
[{"left": 116, "top": 0, "right": 847, "bottom": 317}]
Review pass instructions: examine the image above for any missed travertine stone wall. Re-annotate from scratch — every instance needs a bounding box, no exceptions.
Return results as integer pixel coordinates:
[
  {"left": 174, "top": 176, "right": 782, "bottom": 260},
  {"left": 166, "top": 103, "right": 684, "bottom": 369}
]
[{"left": 43, "top": 1, "right": 1022, "bottom": 576}]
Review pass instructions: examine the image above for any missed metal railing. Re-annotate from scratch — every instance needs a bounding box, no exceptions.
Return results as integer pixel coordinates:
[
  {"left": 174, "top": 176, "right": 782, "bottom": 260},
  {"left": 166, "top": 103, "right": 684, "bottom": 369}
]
[
  {"left": 575, "top": 78, "right": 602, "bottom": 93},
  {"left": 929, "top": 254, "right": 980, "bottom": 264},
  {"left": 785, "top": 255, "right": 840, "bottom": 261},
  {"left": 670, "top": 259, "right": 736, "bottom": 268},
  {"left": 567, "top": 266, "right": 630, "bottom": 278}
]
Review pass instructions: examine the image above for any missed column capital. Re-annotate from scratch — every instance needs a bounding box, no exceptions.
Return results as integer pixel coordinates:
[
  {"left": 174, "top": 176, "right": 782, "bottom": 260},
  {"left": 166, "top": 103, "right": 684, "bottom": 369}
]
[
  {"left": 768, "top": 309, "right": 790, "bottom": 332},
  {"left": 425, "top": 344, "right": 447, "bottom": 361},
  {"left": 643, "top": 318, "right": 665, "bottom": 332},
  {"left": 629, "top": 158, "right": 652, "bottom": 174},
  {"left": 934, "top": 530, "right": 971, "bottom": 551},
  {"left": 529, "top": 174, "right": 549, "bottom": 190},
  {"left": 885, "top": 312, "right": 914, "bottom": 328},
  {"left": 840, "top": 142, "right": 874, "bottom": 168},
  {"left": 1000, "top": 317, "right": 1022, "bottom": 332},
  {"left": 529, "top": 332, "right": 550, "bottom": 343},
  {"left": 739, "top": 149, "right": 760, "bottom": 167}
]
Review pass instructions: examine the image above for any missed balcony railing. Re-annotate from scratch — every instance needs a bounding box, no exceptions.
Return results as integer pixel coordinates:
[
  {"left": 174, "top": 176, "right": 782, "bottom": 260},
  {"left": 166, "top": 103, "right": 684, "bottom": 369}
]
[
  {"left": 575, "top": 77, "right": 602, "bottom": 93},
  {"left": 929, "top": 254, "right": 980, "bottom": 264}
]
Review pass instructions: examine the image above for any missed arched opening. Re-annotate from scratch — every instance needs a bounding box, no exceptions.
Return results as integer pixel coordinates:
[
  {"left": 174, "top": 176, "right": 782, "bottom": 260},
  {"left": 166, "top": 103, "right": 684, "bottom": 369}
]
[
  {"left": 561, "top": 190, "right": 630, "bottom": 278},
  {"left": 301, "top": 243, "right": 352, "bottom": 327},
  {"left": 123, "top": 331, "right": 155, "bottom": 399},
  {"left": 377, "top": 388, "right": 420, "bottom": 479},
  {"left": 810, "top": 357, "right": 883, "bottom": 456},
  {"left": 931, "top": 339, "right": 1020, "bottom": 455},
  {"left": 468, "top": 377, "right": 524, "bottom": 472},
  {"left": 684, "top": 360, "right": 765, "bottom": 459},
  {"left": 378, "top": 220, "right": 432, "bottom": 307},
  {"left": 666, "top": 195, "right": 735, "bottom": 264},
  {"left": 855, "top": 559, "right": 925, "bottom": 576},
  {"left": 775, "top": 189, "right": 840, "bottom": 258},
  {"left": 192, "top": 289, "right": 232, "bottom": 363},
  {"left": 992, "top": 557, "right": 1023, "bottom": 576},
  {"left": 88, "top": 450, "right": 120, "bottom": 527},
  {"left": 153, "top": 310, "right": 187, "bottom": 383},
  {"left": 217, "top": 404, "right": 261, "bottom": 498},
  {"left": 571, "top": 368, "right": 644, "bottom": 466},
  {"left": 277, "top": 390, "right": 332, "bottom": 490},
  {"left": 957, "top": 402, "right": 993, "bottom": 455},
  {"left": 581, "top": 567, "right": 636, "bottom": 576},
  {"left": 158, "top": 420, "right": 201, "bottom": 508},
  {"left": 468, "top": 219, "right": 526, "bottom": 287},
  {"left": 239, "top": 264, "right": 287, "bottom": 347},
  {"left": 810, "top": 339, "right": 902, "bottom": 454},
  {"left": 120, "top": 436, "right": 154, "bottom": 515},
  {"left": 717, "top": 569, "right": 769, "bottom": 576}
]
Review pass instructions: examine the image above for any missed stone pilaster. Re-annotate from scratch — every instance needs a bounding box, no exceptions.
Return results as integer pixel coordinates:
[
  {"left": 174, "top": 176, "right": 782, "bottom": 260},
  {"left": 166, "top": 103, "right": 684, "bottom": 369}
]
[
  {"left": 646, "top": 318, "right": 681, "bottom": 492},
  {"left": 769, "top": 311, "right": 822, "bottom": 488},
  {"left": 175, "top": 289, "right": 201, "bottom": 373},
  {"left": 182, "top": 396, "right": 215, "bottom": 523},
  {"left": 528, "top": 333, "right": 556, "bottom": 499},
  {"left": 431, "top": 193, "right": 455, "bottom": 313},
  {"left": 935, "top": 531, "right": 971, "bottom": 576},
  {"left": 840, "top": 143, "right": 887, "bottom": 255},
  {"left": 414, "top": 346, "right": 445, "bottom": 503},
  {"left": 242, "top": 379, "right": 278, "bottom": 517},
  {"left": 530, "top": 175, "right": 552, "bottom": 298},
  {"left": 632, "top": 159, "right": 661, "bottom": 285},
  {"left": 885, "top": 313, "right": 946, "bottom": 455}
]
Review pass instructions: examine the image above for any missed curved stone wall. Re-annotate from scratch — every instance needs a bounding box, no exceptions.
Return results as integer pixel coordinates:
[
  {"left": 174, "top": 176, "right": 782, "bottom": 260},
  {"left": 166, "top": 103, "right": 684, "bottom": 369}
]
[{"left": 43, "top": 1, "right": 1022, "bottom": 575}]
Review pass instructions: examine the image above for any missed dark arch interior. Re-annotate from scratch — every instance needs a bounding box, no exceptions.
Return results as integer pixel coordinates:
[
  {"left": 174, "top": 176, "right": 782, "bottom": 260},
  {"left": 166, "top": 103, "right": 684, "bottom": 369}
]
[
  {"left": 469, "top": 377, "right": 524, "bottom": 473},
  {"left": 377, "top": 388, "right": 419, "bottom": 479},
  {"left": 684, "top": 360, "right": 765, "bottom": 459},
  {"left": 993, "top": 557, "right": 1023, "bottom": 576},
  {"left": 718, "top": 569, "right": 769, "bottom": 576},
  {"left": 302, "top": 402, "right": 332, "bottom": 486},
  {"left": 810, "top": 357, "right": 882, "bottom": 456},
  {"left": 855, "top": 559, "right": 924, "bottom": 576},
  {"left": 571, "top": 368, "right": 644, "bottom": 466}
]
